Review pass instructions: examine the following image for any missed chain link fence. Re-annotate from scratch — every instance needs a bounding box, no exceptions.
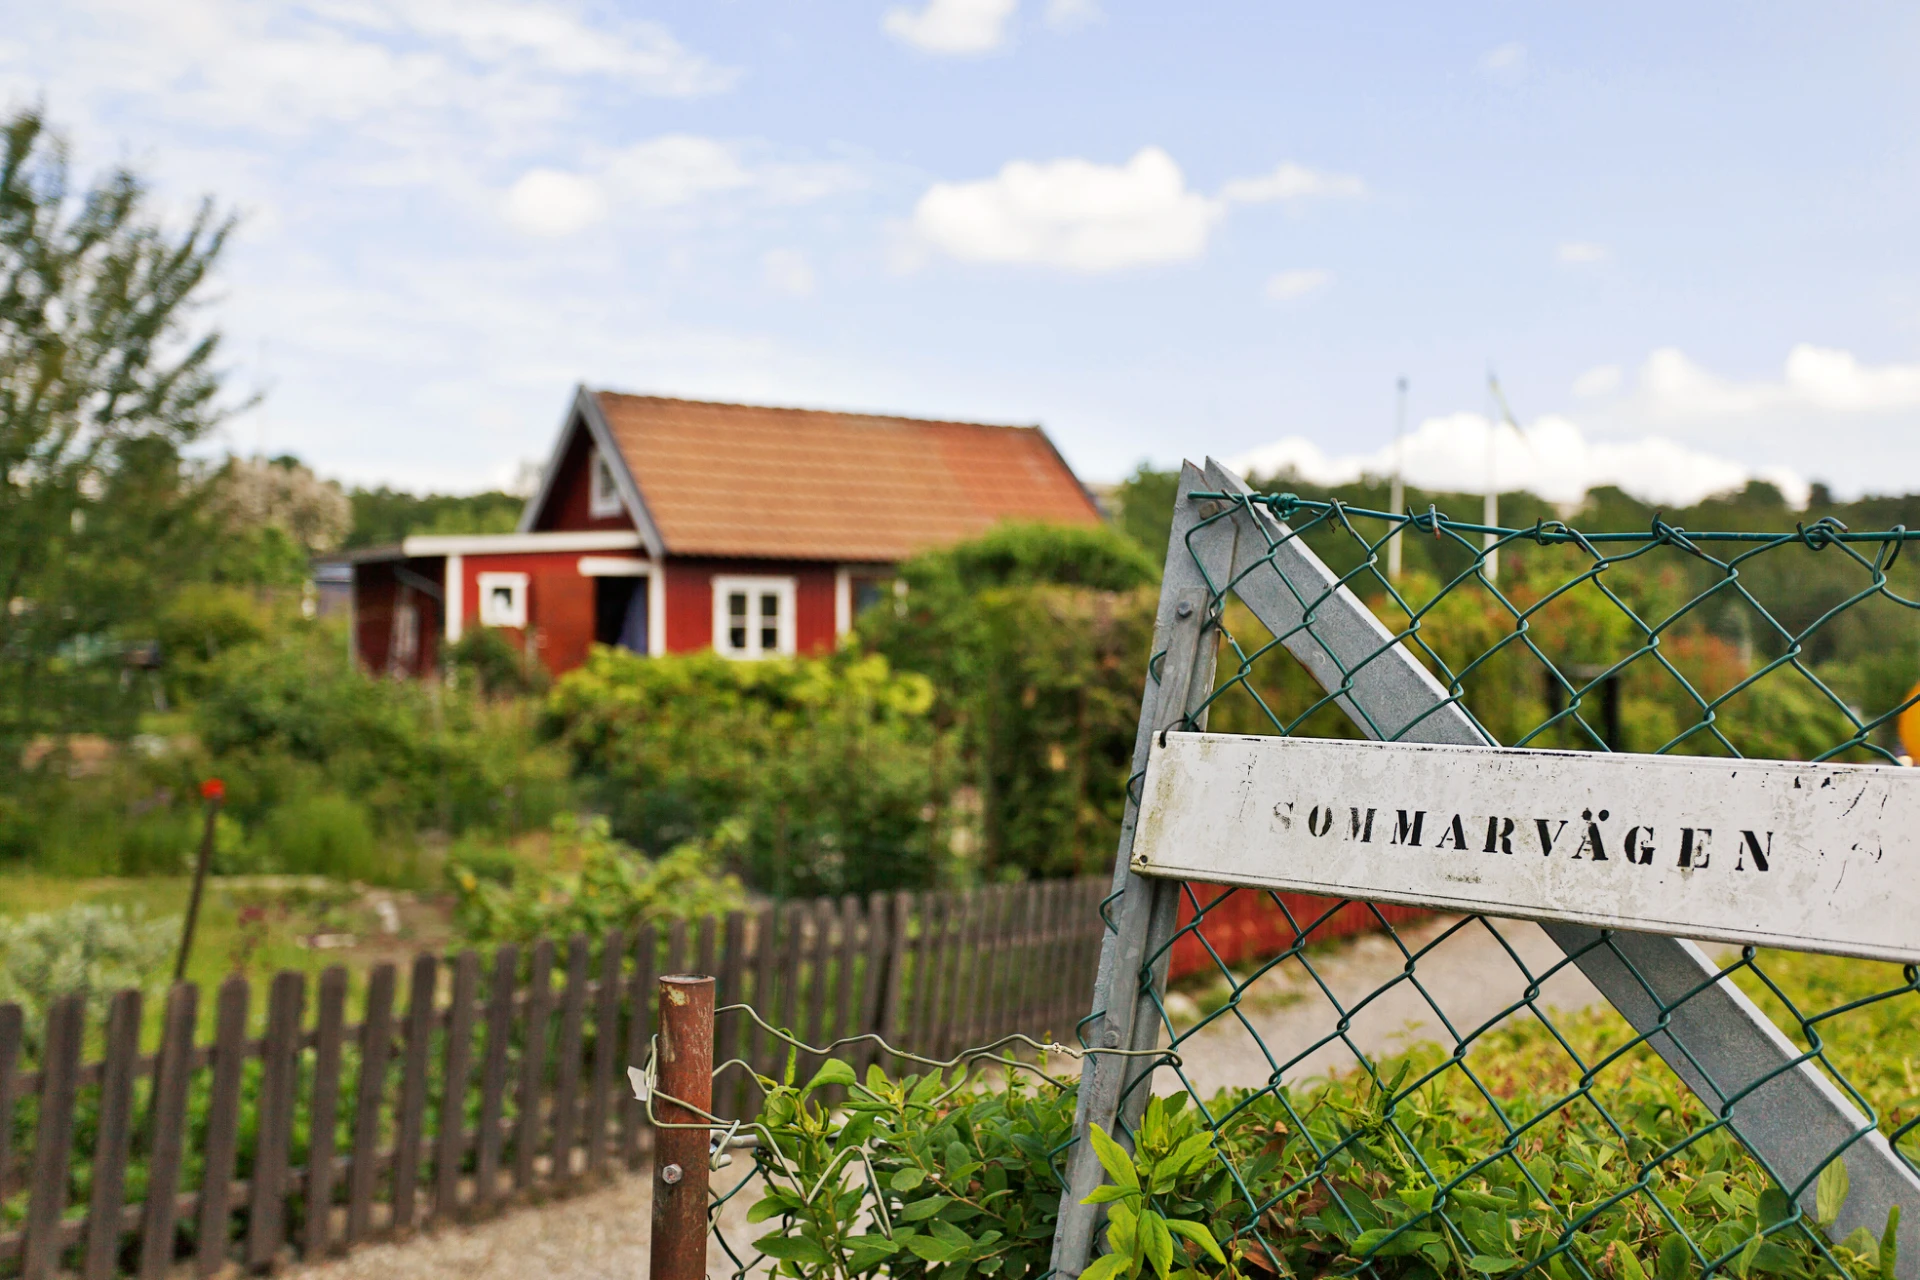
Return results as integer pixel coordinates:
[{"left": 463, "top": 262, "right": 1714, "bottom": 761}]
[{"left": 1055, "top": 461, "right": 1920, "bottom": 1280}]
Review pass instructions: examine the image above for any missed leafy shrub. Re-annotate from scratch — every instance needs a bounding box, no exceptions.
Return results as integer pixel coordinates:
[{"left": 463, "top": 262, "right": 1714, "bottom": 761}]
[
  {"left": 744, "top": 949, "right": 1912, "bottom": 1280},
  {"left": 248, "top": 792, "right": 380, "bottom": 880},
  {"left": 549, "top": 647, "right": 952, "bottom": 897},
  {"left": 448, "top": 626, "right": 547, "bottom": 698},
  {"left": 449, "top": 814, "right": 745, "bottom": 945},
  {"left": 861, "top": 522, "right": 1158, "bottom": 880},
  {"left": 0, "top": 904, "right": 177, "bottom": 1048},
  {"left": 749, "top": 1057, "right": 1076, "bottom": 1279},
  {"left": 191, "top": 627, "right": 569, "bottom": 843}
]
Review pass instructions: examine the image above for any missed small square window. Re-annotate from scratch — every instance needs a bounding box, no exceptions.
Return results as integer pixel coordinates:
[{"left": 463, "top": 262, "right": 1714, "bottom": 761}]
[
  {"left": 713, "top": 576, "right": 795, "bottom": 659},
  {"left": 477, "top": 572, "right": 529, "bottom": 628}
]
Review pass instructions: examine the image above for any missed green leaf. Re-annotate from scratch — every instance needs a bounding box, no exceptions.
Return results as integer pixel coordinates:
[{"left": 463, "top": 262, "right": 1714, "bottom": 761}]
[
  {"left": 746, "top": 1194, "right": 791, "bottom": 1224},
  {"left": 1467, "top": 1255, "right": 1524, "bottom": 1274},
  {"left": 1398, "top": 1186, "right": 1437, "bottom": 1215},
  {"left": 803, "top": 1056, "right": 858, "bottom": 1095},
  {"left": 1817, "top": 1159, "right": 1850, "bottom": 1227},
  {"left": 1087, "top": 1125, "right": 1141, "bottom": 1193},
  {"left": 1882, "top": 1204, "right": 1901, "bottom": 1280},
  {"left": 755, "top": 1233, "right": 831, "bottom": 1266},
  {"left": 900, "top": 1196, "right": 954, "bottom": 1222},
  {"left": 1084, "top": 1185, "right": 1138, "bottom": 1205},
  {"left": 891, "top": 1167, "right": 928, "bottom": 1192},
  {"left": 1141, "top": 1210, "right": 1174, "bottom": 1280},
  {"left": 1657, "top": 1234, "right": 1690, "bottom": 1280},
  {"left": 843, "top": 1234, "right": 901, "bottom": 1269},
  {"left": 1079, "top": 1253, "right": 1131, "bottom": 1280},
  {"left": 1163, "top": 1218, "right": 1227, "bottom": 1265},
  {"left": 906, "top": 1234, "right": 967, "bottom": 1263},
  {"left": 1614, "top": 1244, "right": 1648, "bottom": 1280},
  {"left": 1735, "top": 1236, "right": 1764, "bottom": 1280},
  {"left": 1164, "top": 1130, "right": 1217, "bottom": 1177},
  {"left": 1758, "top": 1186, "right": 1794, "bottom": 1230}
]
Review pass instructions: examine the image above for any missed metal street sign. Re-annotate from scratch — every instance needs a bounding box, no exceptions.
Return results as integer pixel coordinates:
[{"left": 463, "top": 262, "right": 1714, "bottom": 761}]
[{"left": 1132, "top": 732, "right": 1920, "bottom": 963}]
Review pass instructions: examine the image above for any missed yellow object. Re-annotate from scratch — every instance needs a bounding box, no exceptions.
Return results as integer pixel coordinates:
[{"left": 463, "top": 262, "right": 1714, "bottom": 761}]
[{"left": 1899, "top": 681, "right": 1920, "bottom": 761}]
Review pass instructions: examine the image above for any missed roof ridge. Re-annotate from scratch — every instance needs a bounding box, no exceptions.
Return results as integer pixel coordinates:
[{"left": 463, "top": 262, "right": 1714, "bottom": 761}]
[{"left": 588, "top": 388, "right": 1042, "bottom": 433}]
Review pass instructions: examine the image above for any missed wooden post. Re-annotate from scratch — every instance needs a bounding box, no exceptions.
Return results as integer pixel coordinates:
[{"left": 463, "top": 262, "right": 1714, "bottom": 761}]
[{"left": 649, "top": 974, "right": 714, "bottom": 1280}]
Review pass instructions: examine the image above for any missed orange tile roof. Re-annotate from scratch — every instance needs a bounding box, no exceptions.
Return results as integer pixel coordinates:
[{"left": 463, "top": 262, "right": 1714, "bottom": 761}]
[{"left": 592, "top": 392, "right": 1103, "bottom": 561}]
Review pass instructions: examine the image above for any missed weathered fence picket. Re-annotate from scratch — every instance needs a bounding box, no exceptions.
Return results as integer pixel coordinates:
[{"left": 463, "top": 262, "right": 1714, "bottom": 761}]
[{"left": 0, "top": 874, "right": 1398, "bottom": 1277}]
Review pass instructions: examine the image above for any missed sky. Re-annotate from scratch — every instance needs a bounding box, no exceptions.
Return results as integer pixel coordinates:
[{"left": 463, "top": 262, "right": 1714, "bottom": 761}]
[{"left": 7, "top": 0, "right": 1920, "bottom": 504}]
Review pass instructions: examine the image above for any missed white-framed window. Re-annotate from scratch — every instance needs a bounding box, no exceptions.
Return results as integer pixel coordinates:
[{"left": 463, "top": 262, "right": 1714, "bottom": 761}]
[
  {"left": 712, "top": 575, "right": 796, "bottom": 659},
  {"left": 588, "top": 447, "right": 624, "bottom": 518},
  {"left": 477, "top": 572, "right": 529, "bottom": 628}
]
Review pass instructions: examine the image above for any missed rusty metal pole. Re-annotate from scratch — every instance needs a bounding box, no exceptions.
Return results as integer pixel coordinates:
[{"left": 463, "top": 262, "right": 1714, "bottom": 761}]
[{"left": 650, "top": 973, "right": 714, "bottom": 1280}]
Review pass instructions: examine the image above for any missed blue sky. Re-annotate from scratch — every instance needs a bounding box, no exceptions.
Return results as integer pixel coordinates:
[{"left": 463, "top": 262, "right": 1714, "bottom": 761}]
[{"left": 8, "top": 1, "right": 1920, "bottom": 502}]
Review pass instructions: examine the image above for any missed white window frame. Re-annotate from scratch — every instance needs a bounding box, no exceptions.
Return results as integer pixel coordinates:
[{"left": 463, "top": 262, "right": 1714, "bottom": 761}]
[
  {"left": 588, "top": 447, "right": 624, "bottom": 519},
  {"left": 712, "top": 575, "right": 796, "bottom": 659},
  {"left": 476, "top": 571, "right": 529, "bottom": 628}
]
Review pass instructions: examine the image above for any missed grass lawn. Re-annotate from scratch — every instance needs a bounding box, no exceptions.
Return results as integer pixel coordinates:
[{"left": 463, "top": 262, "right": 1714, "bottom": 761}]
[{"left": 0, "top": 872, "right": 458, "bottom": 1040}]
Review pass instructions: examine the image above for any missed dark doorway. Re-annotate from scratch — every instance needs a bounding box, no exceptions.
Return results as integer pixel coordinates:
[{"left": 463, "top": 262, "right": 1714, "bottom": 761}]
[{"left": 594, "top": 577, "right": 648, "bottom": 653}]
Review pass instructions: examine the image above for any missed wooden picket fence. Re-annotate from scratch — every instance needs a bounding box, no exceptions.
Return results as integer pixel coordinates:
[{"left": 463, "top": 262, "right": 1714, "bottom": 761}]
[{"left": 0, "top": 878, "right": 1110, "bottom": 1279}]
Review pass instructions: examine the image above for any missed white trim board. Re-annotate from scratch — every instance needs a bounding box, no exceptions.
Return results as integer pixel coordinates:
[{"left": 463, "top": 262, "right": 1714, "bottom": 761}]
[
  {"left": 402, "top": 530, "right": 641, "bottom": 557},
  {"left": 1131, "top": 732, "right": 1920, "bottom": 964}
]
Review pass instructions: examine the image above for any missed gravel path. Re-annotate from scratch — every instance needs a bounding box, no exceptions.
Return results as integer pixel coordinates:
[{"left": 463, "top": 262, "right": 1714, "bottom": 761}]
[
  {"left": 1166, "top": 915, "right": 1606, "bottom": 1097},
  {"left": 292, "top": 1167, "right": 767, "bottom": 1280},
  {"left": 287, "top": 915, "right": 1610, "bottom": 1280}
]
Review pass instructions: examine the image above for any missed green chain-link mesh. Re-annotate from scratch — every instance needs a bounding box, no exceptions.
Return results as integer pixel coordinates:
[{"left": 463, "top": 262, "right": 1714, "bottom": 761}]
[{"left": 1080, "top": 493, "right": 1919, "bottom": 1280}]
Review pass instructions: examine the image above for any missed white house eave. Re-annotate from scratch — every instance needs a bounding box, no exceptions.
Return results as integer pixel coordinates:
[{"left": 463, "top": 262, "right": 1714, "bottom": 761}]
[{"left": 400, "top": 530, "right": 644, "bottom": 557}]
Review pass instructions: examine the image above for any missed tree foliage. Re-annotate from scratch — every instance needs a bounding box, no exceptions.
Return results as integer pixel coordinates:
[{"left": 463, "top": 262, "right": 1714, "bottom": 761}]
[
  {"left": 0, "top": 108, "right": 236, "bottom": 746},
  {"left": 861, "top": 521, "right": 1157, "bottom": 881}
]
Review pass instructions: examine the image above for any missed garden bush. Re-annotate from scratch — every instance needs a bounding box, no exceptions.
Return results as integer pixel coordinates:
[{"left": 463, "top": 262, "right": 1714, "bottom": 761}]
[
  {"left": 743, "top": 948, "right": 1913, "bottom": 1280},
  {"left": 549, "top": 646, "right": 951, "bottom": 896},
  {"left": 0, "top": 903, "right": 177, "bottom": 1049},
  {"left": 860, "top": 522, "right": 1158, "bottom": 881},
  {"left": 448, "top": 814, "right": 745, "bottom": 945}
]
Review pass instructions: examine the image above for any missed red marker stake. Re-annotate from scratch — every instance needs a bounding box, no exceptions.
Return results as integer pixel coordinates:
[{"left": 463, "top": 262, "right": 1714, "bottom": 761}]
[{"left": 173, "top": 779, "right": 225, "bottom": 984}]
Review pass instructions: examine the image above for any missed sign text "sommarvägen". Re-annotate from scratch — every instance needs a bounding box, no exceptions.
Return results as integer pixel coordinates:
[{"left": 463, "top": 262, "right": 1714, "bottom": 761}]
[{"left": 1131, "top": 733, "right": 1920, "bottom": 963}]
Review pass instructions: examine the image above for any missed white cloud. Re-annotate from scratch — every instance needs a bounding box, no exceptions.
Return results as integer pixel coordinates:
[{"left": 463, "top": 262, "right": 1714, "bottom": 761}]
[
  {"left": 1558, "top": 241, "right": 1607, "bottom": 264},
  {"left": 498, "top": 136, "right": 859, "bottom": 237},
  {"left": 762, "top": 248, "right": 817, "bottom": 297},
  {"left": 1265, "top": 268, "right": 1333, "bottom": 301},
  {"left": 504, "top": 168, "right": 607, "bottom": 235},
  {"left": 603, "top": 135, "right": 753, "bottom": 208},
  {"left": 1220, "top": 162, "right": 1367, "bottom": 204},
  {"left": 883, "top": 0, "right": 1018, "bottom": 54},
  {"left": 912, "top": 147, "right": 1219, "bottom": 270},
  {"left": 1045, "top": 0, "right": 1103, "bottom": 31},
  {"left": 1572, "top": 364, "right": 1623, "bottom": 397},
  {"left": 912, "top": 148, "right": 1364, "bottom": 272},
  {"left": 1229, "top": 413, "right": 1810, "bottom": 509},
  {"left": 1633, "top": 343, "right": 1920, "bottom": 421},
  {"left": 1782, "top": 344, "right": 1920, "bottom": 411},
  {"left": 1479, "top": 41, "right": 1526, "bottom": 74}
]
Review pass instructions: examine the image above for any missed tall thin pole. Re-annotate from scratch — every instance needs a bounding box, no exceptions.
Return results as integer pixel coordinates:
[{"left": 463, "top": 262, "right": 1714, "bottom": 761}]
[
  {"left": 651, "top": 973, "right": 714, "bottom": 1280},
  {"left": 1387, "top": 377, "right": 1407, "bottom": 581},
  {"left": 174, "top": 779, "right": 224, "bottom": 984},
  {"left": 1483, "top": 371, "right": 1502, "bottom": 583}
]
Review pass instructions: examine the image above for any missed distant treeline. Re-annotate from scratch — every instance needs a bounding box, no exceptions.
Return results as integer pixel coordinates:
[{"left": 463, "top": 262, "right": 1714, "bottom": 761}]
[{"left": 344, "top": 487, "right": 525, "bottom": 548}]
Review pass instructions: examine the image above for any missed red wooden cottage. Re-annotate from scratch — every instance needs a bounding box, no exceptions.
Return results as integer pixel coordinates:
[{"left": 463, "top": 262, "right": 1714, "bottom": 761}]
[{"left": 342, "top": 387, "right": 1103, "bottom": 677}]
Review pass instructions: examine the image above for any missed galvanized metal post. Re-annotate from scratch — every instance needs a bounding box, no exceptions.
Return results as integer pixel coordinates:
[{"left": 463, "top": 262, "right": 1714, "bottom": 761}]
[
  {"left": 650, "top": 974, "right": 714, "bottom": 1280},
  {"left": 1050, "top": 462, "right": 1239, "bottom": 1276}
]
